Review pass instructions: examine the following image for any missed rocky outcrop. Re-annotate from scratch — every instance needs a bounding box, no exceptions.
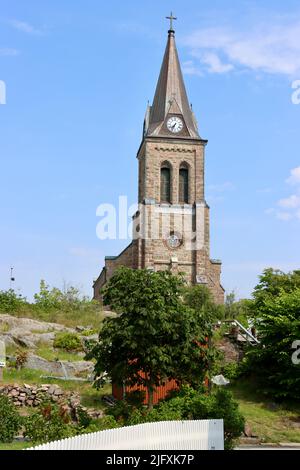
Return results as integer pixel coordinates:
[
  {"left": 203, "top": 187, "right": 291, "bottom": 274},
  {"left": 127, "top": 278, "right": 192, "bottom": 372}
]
[
  {"left": 24, "top": 354, "right": 94, "bottom": 378},
  {"left": 0, "top": 314, "right": 76, "bottom": 348}
]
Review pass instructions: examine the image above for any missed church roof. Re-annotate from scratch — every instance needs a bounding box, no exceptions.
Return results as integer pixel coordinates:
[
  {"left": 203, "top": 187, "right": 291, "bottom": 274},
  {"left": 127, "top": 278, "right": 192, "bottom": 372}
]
[{"left": 146, "top": 28, "right": 200, "bottom": 139}]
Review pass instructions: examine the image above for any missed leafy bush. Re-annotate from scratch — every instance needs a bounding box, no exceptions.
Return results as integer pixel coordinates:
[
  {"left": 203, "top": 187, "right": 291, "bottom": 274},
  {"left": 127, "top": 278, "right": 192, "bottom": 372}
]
[
  {"left": 128, "top": 402, "right": 182, "bottom": 426},
  {"left": 221, "top": 362, "right": 240, "bottom": 381},
  {"left": 82, "top": 416, "right": 119, "bottom": 434},
  {"left": 24, "top": 402, "right": 75, "bottom": 444},
  {"left": 0, "top": 289, "right": 27, "bottom": 313},
  {"left": 53, "top": 332, "right": 82, "bottom": 352},
  {"left": 81, "top": 329, "right": 97, "bottom": 337},
  {"left": 123, "top": 386, "right": 244, "bottom": 450},
  {"left": 107, "top": 391, "right": 145, "bottom": 424},
  {"left": 76, "top": 406, "right": 92, "bottom": 429},
  {"left": 0, "top": 395, "right": 22, "bottom": 443},
  {"left": 34, "top": 280, "right": 96, "bottom": 313},
  {"left": 189, "top": 388, "right": 245, "bottom": 450}
]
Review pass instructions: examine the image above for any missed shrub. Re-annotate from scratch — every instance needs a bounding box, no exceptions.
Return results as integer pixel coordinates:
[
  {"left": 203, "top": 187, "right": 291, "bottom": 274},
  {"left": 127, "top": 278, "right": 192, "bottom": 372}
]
[
  {"left": 53, "top": 332, "right": 82, "bottom": 352},
  {"left": 105, "top": 391, "right": 145, "bottom": 425},
  {"left": 76, "top": 406, "right": 92, "bottom": 429},
  {"left": 189, "top": 388, "right": 245, "bottom": 450},
  {"left": 82, "top": 416, "right": 119, "bottom": 434},
  {"left": 24, "top": 402, "right": 75, "bottom": 444},
  {"left": 0, "top": 289, "right": 27, "bottom": 313},
  {"left": 0, "top": 395, "right": 22, "bottom": 443},
  {"left": 221, "top": 362, "right": 240, "bottom": 381},
  {"left": 81, "top": 329, "right": 97, "bottom": 337},
  {"left": 128, "top": 402, "right": 182, "bottom": 426},
  {"left": 122, "top": 386, "right": 244, "bottom": 450},
  {"left": 15, "top": 350, "right": 28, "bottom": 370}
]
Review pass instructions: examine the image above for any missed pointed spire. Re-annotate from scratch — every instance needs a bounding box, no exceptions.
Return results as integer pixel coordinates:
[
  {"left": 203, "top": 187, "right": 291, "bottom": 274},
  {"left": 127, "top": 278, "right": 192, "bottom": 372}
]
[{"left": 147, "top": 19, "right": 200, "bottom": 139}]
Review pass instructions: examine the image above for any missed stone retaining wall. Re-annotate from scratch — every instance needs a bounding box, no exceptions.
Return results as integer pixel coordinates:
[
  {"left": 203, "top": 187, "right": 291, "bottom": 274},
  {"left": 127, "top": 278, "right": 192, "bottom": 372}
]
[{"left": 0, "top": 383, "right": 103, "bottom": 420}]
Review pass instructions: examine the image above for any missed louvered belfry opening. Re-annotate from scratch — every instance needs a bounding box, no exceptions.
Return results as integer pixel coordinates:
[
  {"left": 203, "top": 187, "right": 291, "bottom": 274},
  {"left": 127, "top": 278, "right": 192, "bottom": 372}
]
[
  {"left": 179, "top": 167, "right": 189, "bottom": 203},
  {"left": 161, "top": 166, "right": 171, "bottom": 203}
]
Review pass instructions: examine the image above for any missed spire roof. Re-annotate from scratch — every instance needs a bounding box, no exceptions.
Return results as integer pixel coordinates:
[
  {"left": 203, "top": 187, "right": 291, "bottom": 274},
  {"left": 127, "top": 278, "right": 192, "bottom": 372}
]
[{"left": 146, "top": 26, "right": 200, "bottom": 139}]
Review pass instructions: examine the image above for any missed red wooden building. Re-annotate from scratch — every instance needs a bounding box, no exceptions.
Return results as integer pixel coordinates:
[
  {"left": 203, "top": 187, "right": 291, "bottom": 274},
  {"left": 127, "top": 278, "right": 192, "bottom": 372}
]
[{"left": 112, "top": 377, "right": 179, "bottom": 406}]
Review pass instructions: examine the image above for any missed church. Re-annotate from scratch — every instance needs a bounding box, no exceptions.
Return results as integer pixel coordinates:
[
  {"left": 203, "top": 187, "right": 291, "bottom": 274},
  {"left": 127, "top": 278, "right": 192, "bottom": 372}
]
[{"left": 93, "top": 17, "right": 224, "bottom": 304}]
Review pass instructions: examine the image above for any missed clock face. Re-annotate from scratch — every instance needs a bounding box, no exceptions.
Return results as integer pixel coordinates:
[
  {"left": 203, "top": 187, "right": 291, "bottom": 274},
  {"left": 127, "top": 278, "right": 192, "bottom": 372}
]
[
  {"left": 167, "top": 232, "right": 182, "bottom": 249},
  {"left": 167, "top": 116, "right": 183, "bottom": 134}
]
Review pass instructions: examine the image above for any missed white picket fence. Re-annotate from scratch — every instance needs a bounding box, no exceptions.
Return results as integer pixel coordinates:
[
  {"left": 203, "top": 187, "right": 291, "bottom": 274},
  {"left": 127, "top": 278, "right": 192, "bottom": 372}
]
[{"left": 29, "top": 420, "right": 224, "bottom": 450}]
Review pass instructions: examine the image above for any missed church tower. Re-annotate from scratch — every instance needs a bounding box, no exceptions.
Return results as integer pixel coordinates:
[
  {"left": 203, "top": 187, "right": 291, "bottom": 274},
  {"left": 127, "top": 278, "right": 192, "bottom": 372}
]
[{"left": 93, "top": 17, "right": 224, "bottom": 304}]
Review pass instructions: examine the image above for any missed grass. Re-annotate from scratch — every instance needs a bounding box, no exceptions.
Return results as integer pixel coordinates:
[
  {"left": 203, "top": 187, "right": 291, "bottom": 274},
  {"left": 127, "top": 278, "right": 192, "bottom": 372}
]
[
  {"left": 2, "top": 367, "right": 48, "bottom": 385},
  {"left": 6, "top": 342, "right": 86, "bottom": 363},
  {"left": 230, "top": 379, "right": 300, "bottom": 444},
  {"left": 1, "top": 303, "right": 104, "bottom": 329},
  {"left": 2, "top": 366, "right": 111, "bottom": 406},
  {"left": 80, "top": 382, "right": 112, "bottom": 410},
  {"left": 0, "top": 441, "right": 32, "bottom": 451},
  {"left": 35, "top": 344, "right": 85, "bottom": 362}
]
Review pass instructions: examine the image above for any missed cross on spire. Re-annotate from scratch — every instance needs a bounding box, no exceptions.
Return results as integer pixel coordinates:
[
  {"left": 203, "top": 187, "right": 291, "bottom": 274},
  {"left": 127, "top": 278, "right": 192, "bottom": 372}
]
[{"left": 166, "top": 12, "right": 177, "bottom": 31}]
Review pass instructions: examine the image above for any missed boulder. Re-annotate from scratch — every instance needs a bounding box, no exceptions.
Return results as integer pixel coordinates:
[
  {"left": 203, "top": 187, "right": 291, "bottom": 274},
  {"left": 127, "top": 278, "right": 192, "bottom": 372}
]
[
  {"left": 24, "top": 353, "right": 94, "bottom": 379},
  {"left": 0, "top": 314, "right": 77, "bottom": 348}
]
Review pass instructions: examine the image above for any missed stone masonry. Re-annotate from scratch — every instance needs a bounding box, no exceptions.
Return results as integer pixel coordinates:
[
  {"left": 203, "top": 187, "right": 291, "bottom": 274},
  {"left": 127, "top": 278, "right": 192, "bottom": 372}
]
[{"left": 93, "top": 25, "right": 224, "bottom": 304}]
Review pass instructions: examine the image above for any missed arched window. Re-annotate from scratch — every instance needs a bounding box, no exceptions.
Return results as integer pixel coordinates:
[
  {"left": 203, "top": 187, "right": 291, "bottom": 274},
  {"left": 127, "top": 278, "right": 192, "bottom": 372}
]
[
  {"left": 179, "top": 167, "right": 189, "bottom": 203},
  {"left": 160, "top": 166, "right": 171, "bottom": 203}
]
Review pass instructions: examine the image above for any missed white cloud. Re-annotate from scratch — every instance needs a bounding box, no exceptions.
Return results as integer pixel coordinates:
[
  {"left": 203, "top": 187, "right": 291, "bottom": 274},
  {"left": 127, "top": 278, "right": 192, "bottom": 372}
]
[
  {"left": 278, "top": 194, "right": 300, "bottom": 209},
  {"left": 0, "top": 48, "right": 19, "bottom": 56},
  {"left": 183, "top": 18, "right": 300, "bottom": 77},
  {"left": 200, "top": 52, "right": 234, "bottom": 74},
  {"left": 9, "top": 19, "right": 43, "bottom": 35},
  {"left": 268, "top": 167, "right": 300, "bottom": 221},
  {"left": 286, "top": 167, "right": 300, "bottom": 185},
  {"left": 182, "top": 60, "right": 203, "bottom": 76},
  {"left": 276, "top": 211, "right": 293, "bottom": 221}
]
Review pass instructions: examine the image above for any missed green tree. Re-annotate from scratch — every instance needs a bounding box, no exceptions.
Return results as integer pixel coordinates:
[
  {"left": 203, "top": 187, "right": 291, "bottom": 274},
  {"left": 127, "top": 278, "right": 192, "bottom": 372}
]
[
  {"left": 34, "top": 280, "right": 62, "bottom": 310},
  {"left": 184, "top": 284, "right": 223, "bottom": 321},
  {"left": 224, "top": 294, "right": 252, "bottom": 325},
  {"left": 88, "top": 268, "right": 213, "bottom": 409},
  {"left": 253, "top": 268, "right": 300, "bottom": 309},
  {"left": 245, "top": 284, "right": 300, "bottom": 399}
]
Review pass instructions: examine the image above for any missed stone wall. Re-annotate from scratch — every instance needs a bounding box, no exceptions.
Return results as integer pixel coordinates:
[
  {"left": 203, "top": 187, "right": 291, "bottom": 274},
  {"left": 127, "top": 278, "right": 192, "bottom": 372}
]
[
  {"left": 93, "top": 242, "right": 138, "bottom": 300},
  {"left": 0, "top": 383, "right": 103, "bottom": 419},
  {"left": 138, "top": 140, "right": 205, "bottom": 205},
  {"left": 0, "top": 383, "right": 75, "bottom": 407},
  {"left": 93, "top": 138, "right": 224, "bottom": 305}
]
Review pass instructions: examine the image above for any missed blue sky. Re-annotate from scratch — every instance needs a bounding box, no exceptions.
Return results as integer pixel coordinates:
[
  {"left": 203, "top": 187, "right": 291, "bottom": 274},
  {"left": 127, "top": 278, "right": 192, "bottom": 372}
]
[{"left": 0, "top": 0, "right": 300, "bottom": 300}]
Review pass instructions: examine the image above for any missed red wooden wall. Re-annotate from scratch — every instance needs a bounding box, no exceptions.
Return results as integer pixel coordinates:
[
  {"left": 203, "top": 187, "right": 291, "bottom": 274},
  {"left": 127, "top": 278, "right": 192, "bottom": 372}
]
[{"left": 112, "top": 378, "right": 179, "bottom": 405}]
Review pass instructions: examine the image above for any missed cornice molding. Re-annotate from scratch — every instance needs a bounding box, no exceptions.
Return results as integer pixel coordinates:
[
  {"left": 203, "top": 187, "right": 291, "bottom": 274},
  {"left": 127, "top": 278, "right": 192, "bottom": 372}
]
[{"left": 154, "top": 145, "right": 194, "bottom": 154}]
